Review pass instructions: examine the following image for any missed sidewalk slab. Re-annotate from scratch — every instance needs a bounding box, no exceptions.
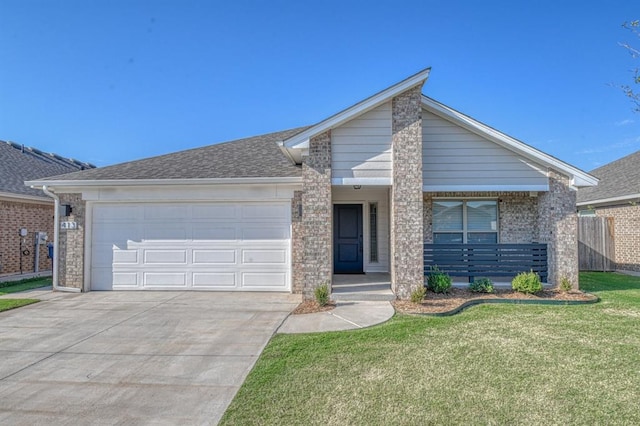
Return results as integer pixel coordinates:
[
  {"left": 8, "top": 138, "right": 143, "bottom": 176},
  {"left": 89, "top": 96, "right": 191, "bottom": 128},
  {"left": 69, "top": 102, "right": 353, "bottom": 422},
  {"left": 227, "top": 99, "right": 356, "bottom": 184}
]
[{"left": 278, "top": 301, "right": 394, "bottom": 334}]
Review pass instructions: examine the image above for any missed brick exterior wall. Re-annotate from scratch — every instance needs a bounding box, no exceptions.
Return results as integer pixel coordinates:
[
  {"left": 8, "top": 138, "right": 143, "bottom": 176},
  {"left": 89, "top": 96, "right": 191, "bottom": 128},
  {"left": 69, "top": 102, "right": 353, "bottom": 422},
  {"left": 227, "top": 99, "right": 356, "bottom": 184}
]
[
  {"left": 301, "top": 131, "right": 332, "bottom": 299},
  {"left": 57, "top": 193, "right": 86, "bottom": 289},
  {"left": 423, "top": 184, "right": 579, "bottom": 289},
  {"left": 423, "top": 192, "right": 538, "bottom": 244},
  {"left": 595, "top": 204, "right": 640, "bottom": 272},
  {"left": 391, "top": 85, "right": 425, "bottom": 299},
  {"left": 291, "top": 190, "right": 305, "bottom": 293},
  {"left": 537, "top": 171, "right": 578, "bottom": 288},
  {"left": 0, "top": 200, "right": 54, "bottom": 275}
]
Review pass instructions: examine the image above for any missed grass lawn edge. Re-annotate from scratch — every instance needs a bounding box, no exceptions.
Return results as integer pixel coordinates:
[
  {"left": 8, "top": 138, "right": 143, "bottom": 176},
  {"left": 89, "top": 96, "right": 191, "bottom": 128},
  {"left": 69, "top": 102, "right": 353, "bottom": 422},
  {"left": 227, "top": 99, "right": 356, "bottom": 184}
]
[{"left": 0, "top": 299, "right": 40, "bottom": 312}]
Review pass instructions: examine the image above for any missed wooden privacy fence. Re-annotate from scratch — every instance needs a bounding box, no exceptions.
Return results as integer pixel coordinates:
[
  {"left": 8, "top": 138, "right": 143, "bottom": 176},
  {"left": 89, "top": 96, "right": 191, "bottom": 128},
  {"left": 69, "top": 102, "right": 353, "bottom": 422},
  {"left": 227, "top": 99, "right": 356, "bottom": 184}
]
[
  {"left": 578, "top": 216, "right": 615, "bottom": 271},
  {"left": 424, "top": 243, "right": 548, "bottom": 282}
]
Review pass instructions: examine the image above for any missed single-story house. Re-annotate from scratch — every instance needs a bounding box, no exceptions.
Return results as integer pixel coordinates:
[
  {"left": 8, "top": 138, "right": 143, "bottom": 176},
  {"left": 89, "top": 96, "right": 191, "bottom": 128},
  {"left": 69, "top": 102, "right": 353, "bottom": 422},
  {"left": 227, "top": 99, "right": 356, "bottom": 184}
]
[
  {"left": 27, "top": 68, "right": 598, "bottom": 298},
  {"left": 1, "top": 140, "right": 94, "bottom": 276},
  {"left": 577, "top": 150, "right": 640, "bottom": 273}
]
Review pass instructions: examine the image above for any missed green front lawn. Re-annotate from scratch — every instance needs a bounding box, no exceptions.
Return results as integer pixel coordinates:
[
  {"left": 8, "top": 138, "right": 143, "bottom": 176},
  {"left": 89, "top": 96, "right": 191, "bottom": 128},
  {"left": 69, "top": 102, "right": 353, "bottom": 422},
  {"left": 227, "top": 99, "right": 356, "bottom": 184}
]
[
  {"left": 0, "top": 299, "right": 39, "bottom": 312},
  {"left": 221, "top": 272, "right": 640, "bottom": 425},
  {"left": 0, "top": 277, "right": 52, "bottom": 295}
]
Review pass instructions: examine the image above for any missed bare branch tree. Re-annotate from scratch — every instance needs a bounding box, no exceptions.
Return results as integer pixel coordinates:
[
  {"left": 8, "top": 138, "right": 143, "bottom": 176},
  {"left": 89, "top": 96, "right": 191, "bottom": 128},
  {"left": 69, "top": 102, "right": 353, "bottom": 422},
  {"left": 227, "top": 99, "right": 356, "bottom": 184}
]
[{"left": 620, "top": 20, "right": 640, "bottom": 112}]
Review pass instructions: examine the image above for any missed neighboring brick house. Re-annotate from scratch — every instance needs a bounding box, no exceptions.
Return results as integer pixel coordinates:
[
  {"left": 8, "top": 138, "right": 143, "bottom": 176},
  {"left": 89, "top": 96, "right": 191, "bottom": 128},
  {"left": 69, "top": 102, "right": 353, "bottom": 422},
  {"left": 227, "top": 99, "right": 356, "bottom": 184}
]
[
  {"left": 0, "top": 141, "right": 94, "bottom": 276},
  {"left": 28, "top": 69, "right": 597, "bottom": 296},
  {"left": 577, "top": 150, "right": 640, "bottom": 273}
]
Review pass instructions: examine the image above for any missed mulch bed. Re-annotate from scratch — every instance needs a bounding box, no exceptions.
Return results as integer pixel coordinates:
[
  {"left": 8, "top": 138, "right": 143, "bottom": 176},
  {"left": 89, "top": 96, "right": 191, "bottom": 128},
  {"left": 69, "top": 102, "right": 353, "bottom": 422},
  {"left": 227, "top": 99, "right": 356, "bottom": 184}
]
[
  {"left": 292, "top": 300, "right": 336, "bottom": 315},
  {"left": 393, "top": 287, "right": 598, "bottom": 315}
]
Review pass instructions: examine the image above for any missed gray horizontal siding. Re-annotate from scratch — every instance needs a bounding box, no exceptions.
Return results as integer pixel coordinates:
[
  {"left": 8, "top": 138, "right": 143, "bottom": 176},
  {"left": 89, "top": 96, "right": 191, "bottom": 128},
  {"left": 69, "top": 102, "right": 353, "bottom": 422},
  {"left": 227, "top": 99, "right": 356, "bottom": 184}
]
[
  {"left": 422, "top": 109, "right": 548, "bottom": 189},
  {"left": 332, "top": 102, "right": 392, "bottom": 180}
]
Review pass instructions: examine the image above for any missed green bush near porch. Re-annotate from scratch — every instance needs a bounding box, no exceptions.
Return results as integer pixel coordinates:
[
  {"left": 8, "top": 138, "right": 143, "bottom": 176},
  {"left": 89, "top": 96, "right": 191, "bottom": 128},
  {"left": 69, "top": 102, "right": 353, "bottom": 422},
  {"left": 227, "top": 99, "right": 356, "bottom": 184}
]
[{"left": 220, "top": 272, "right": 640, "bottom": 425}]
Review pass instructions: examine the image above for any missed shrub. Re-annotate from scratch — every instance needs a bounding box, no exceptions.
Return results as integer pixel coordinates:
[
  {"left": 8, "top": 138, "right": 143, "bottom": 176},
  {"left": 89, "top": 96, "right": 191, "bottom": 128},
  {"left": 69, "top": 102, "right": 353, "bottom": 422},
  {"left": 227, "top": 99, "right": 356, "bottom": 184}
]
[
  {"left": 511, "top": 271, "right": 542, "bottom": 294},
  {"left": 559, "top": 276, "right": 573, "bottom": 292},
  {"left": 410, "top": 286, "right": 427, "bottom": 303},
  {"left": 315, "top": 284, "right": 330, "bottom": 306},
  {"left": 469, "top": 277, "right": 494, "bottom": 293},
  {"left": 427, "top": 266, "right": 452, "bottom": 294}
]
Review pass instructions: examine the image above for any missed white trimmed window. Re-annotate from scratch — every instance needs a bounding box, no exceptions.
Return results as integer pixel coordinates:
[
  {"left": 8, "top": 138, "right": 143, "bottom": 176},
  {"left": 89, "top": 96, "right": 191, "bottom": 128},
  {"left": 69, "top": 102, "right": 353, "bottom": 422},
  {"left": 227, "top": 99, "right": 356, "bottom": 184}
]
[{"left": 433, "top": 200, "right": 498, "bottom": 244}]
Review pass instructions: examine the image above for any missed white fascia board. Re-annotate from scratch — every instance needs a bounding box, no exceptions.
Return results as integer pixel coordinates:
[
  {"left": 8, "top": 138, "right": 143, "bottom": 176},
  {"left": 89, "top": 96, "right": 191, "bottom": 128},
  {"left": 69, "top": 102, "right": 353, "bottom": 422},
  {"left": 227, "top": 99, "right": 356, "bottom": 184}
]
[
  {"left": 0, "top": 190, "right": 52, "bottom": 204},
  {"left": 26, "top": 177, "right": 303, "bottom": 189},
  {"left": 332, "top": 177, "right": 393, "bottom": 186},
  {"left": 283, "top": 67, "right": 431, "bottom": 149},
  {"left": 423, "top": 184, "right": 550, "bottom": 192},
  {"left": 421, "top": 96, "right": 599, "bottom": 188},
  {"left": 576, "top": 193, "right": 640, "bottom": 207}
]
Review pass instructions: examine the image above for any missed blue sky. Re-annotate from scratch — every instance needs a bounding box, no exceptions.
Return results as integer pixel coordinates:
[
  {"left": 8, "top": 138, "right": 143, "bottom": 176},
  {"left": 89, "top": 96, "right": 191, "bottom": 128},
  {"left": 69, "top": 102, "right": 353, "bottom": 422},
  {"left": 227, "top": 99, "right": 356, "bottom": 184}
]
[{"left": 1, "top": 0, "right": 639, "bottom": 172}]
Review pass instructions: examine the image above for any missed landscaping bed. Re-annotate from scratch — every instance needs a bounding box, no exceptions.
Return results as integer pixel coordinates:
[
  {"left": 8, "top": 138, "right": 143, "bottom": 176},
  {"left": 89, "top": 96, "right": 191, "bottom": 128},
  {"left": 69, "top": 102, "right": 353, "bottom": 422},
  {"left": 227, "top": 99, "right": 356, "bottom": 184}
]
[
  {"left": 394, "top": 287, "right": 598, "bottom": 314},
  {"left": 292, "top": 300, "right": 336, "bottom": 314}
]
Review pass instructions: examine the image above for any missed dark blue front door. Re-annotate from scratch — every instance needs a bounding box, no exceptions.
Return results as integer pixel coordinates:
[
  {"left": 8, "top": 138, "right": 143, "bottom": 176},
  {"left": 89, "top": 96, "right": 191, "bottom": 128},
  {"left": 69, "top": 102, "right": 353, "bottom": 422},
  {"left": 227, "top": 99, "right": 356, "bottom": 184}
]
[{"left": 333, "top": 204, "right": 363, "bottom": 274}]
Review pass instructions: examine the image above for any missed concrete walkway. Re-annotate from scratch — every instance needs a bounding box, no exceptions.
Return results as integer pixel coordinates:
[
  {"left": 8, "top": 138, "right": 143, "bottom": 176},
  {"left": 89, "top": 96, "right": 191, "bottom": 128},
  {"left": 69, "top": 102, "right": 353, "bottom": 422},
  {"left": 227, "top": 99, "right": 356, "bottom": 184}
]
[
  {"left": 278, "top": 301, "right": 395, "bottom": 333},
  {"left": 0, "top": 291, "right": 299, "bottom": 425}
]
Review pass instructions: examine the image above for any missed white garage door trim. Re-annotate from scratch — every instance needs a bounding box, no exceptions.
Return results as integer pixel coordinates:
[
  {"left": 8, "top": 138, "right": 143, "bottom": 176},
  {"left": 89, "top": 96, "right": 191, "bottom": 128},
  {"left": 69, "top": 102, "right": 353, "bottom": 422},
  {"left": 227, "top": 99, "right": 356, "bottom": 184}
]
[{"left": 89, "top": 201, "right": 291, "bottom": 292}]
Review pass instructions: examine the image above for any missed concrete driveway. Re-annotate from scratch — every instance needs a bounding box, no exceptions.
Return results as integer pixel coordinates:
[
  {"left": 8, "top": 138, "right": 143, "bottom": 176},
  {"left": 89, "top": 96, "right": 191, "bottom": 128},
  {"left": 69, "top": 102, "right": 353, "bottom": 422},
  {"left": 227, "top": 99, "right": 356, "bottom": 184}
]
[{"left": 0, "top": 291, "right": 299, "bottom": 425}]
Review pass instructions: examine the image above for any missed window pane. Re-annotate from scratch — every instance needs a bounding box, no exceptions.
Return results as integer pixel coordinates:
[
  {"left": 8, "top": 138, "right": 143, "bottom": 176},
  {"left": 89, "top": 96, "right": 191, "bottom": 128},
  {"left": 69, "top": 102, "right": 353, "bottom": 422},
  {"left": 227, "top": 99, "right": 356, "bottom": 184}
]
[
  {"left": 467, "top": 232, "right": 498, "bottom": 244},
  {"left": 434, "top": 233, "right": 463, "bottom": 244},
  {"left": 369, "top": 203, "right": 378, "bottom": 262},
  {"left": 433, "top": 201, "right": 463, "bottom": 231},
  {"left": 467, "top": 201, "right": 497, "bottom": 231}
]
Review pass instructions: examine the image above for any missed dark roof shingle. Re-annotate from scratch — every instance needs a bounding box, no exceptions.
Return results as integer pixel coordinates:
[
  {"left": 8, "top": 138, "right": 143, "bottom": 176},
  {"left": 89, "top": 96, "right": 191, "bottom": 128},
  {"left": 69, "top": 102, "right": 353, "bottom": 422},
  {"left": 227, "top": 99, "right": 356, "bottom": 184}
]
[
  {"left": 577, "top": 150, "right": 640, "bottom": 204},
  {"left": 41, "top": 127, "right": 309, "bottom": 182},
  {"left": 0, "top": 141, "right": 94, "bottom": 198}
]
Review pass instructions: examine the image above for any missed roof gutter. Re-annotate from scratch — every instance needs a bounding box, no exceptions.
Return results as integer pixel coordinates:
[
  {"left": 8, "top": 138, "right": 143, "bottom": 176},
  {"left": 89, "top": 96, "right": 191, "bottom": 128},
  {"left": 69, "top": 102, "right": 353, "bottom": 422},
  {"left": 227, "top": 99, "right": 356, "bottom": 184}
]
[
  {"left": 41, "top": 185, "right": 81, "bottom": 293},
  {"left": 577, "top": 193, "right": 640, "bottom": 207}
]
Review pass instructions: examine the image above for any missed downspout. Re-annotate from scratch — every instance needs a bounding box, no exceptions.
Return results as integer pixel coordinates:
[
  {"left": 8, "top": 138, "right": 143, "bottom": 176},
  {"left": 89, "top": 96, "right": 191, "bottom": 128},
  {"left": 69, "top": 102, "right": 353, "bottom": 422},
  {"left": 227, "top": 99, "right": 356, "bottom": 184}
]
[{"left": 41, "top": 185, "right": 80, "bottom": 292}]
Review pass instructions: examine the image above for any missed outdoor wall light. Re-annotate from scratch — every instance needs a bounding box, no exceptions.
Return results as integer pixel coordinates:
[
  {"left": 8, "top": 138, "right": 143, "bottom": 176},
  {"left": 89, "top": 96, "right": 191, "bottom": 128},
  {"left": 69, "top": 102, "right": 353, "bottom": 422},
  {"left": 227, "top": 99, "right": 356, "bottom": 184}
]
[{"left": 353, "top": 185, "right": 362, "bottom": 190}]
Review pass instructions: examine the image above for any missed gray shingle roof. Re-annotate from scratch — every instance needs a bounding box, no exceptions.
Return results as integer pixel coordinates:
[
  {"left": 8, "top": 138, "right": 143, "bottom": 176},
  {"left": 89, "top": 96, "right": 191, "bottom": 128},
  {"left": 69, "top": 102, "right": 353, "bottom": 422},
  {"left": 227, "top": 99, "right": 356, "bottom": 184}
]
[
  {"left": 577, "top": 150, "right": 640, "bottom": 204},
  {"left": 41, "top": 127, "right": 310, "bottom": 182},
  {"left": 0, "top": 141, "right": 94, "bottom": 198}
]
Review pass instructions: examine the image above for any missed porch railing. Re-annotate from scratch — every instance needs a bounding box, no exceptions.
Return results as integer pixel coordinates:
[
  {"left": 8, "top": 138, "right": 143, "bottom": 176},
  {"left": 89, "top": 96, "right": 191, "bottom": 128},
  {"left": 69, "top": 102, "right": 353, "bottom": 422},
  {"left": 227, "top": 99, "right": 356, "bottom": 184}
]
[{"left": 423, "top": 243, "right": 548, "bottom": 282}]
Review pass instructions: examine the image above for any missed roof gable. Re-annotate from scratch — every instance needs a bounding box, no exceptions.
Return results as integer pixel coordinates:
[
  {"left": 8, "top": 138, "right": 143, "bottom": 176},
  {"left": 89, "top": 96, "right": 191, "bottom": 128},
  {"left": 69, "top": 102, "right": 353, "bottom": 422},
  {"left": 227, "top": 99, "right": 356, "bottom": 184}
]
[
  {"left": 282, "top": 67, "right": 431, "bottom": 150},
  {"left": 421, "top": 96, "right": 598, "bottom": 188}
]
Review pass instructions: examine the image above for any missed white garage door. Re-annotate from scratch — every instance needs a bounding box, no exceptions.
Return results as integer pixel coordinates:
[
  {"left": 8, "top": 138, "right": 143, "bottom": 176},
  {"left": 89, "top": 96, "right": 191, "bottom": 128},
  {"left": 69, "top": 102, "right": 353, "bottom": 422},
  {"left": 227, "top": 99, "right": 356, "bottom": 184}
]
[{"left": 90, "top": 202, "right": 291, "bottom": 291}]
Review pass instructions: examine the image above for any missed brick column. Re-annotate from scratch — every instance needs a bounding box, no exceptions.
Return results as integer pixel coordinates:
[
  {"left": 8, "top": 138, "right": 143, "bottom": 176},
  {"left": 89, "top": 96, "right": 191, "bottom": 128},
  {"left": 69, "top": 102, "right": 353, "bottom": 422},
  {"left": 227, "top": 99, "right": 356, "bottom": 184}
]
[
  {"left": 391, "top": 85, "right": 425, "bottom": 299},
  {"left": 291, "top": 190, "right": 304, "bottom": 293},
  {"left": 302, "top": 131, "right": 332, "bottom": 299},
  {"left": 537, "top": 171, "right": 578, "bottom": 289},
  {"left": 57, "top": 193, "right": 85, "bottom": 290}
]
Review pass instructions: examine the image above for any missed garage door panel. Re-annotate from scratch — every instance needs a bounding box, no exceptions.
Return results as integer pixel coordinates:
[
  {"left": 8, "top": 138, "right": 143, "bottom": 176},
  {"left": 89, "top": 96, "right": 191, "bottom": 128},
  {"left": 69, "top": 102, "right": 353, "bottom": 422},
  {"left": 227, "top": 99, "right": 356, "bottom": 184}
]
[
  {"left": 242, "top": 249, "right": 287, "bottom": 264},
  {"left": 192, "top": 272, "right": 236, "bottom": 288},
  {"left": 144, "top": 250, "right": 187, "bottom": 264},
  {"left": 91, "top": 201, "right": 290, "bottom": 292},
  {"left": 113, "top": 250, "right": 138, "bottom": 264},
  {"left": 143, "top": 272, "right": 187, "bottom": 287},
  {"left": 192, "top": 250, "right": 236, "bottom": 264},
  {"left": 242, "top": 272, "right": 288, "bottom": 288}
]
